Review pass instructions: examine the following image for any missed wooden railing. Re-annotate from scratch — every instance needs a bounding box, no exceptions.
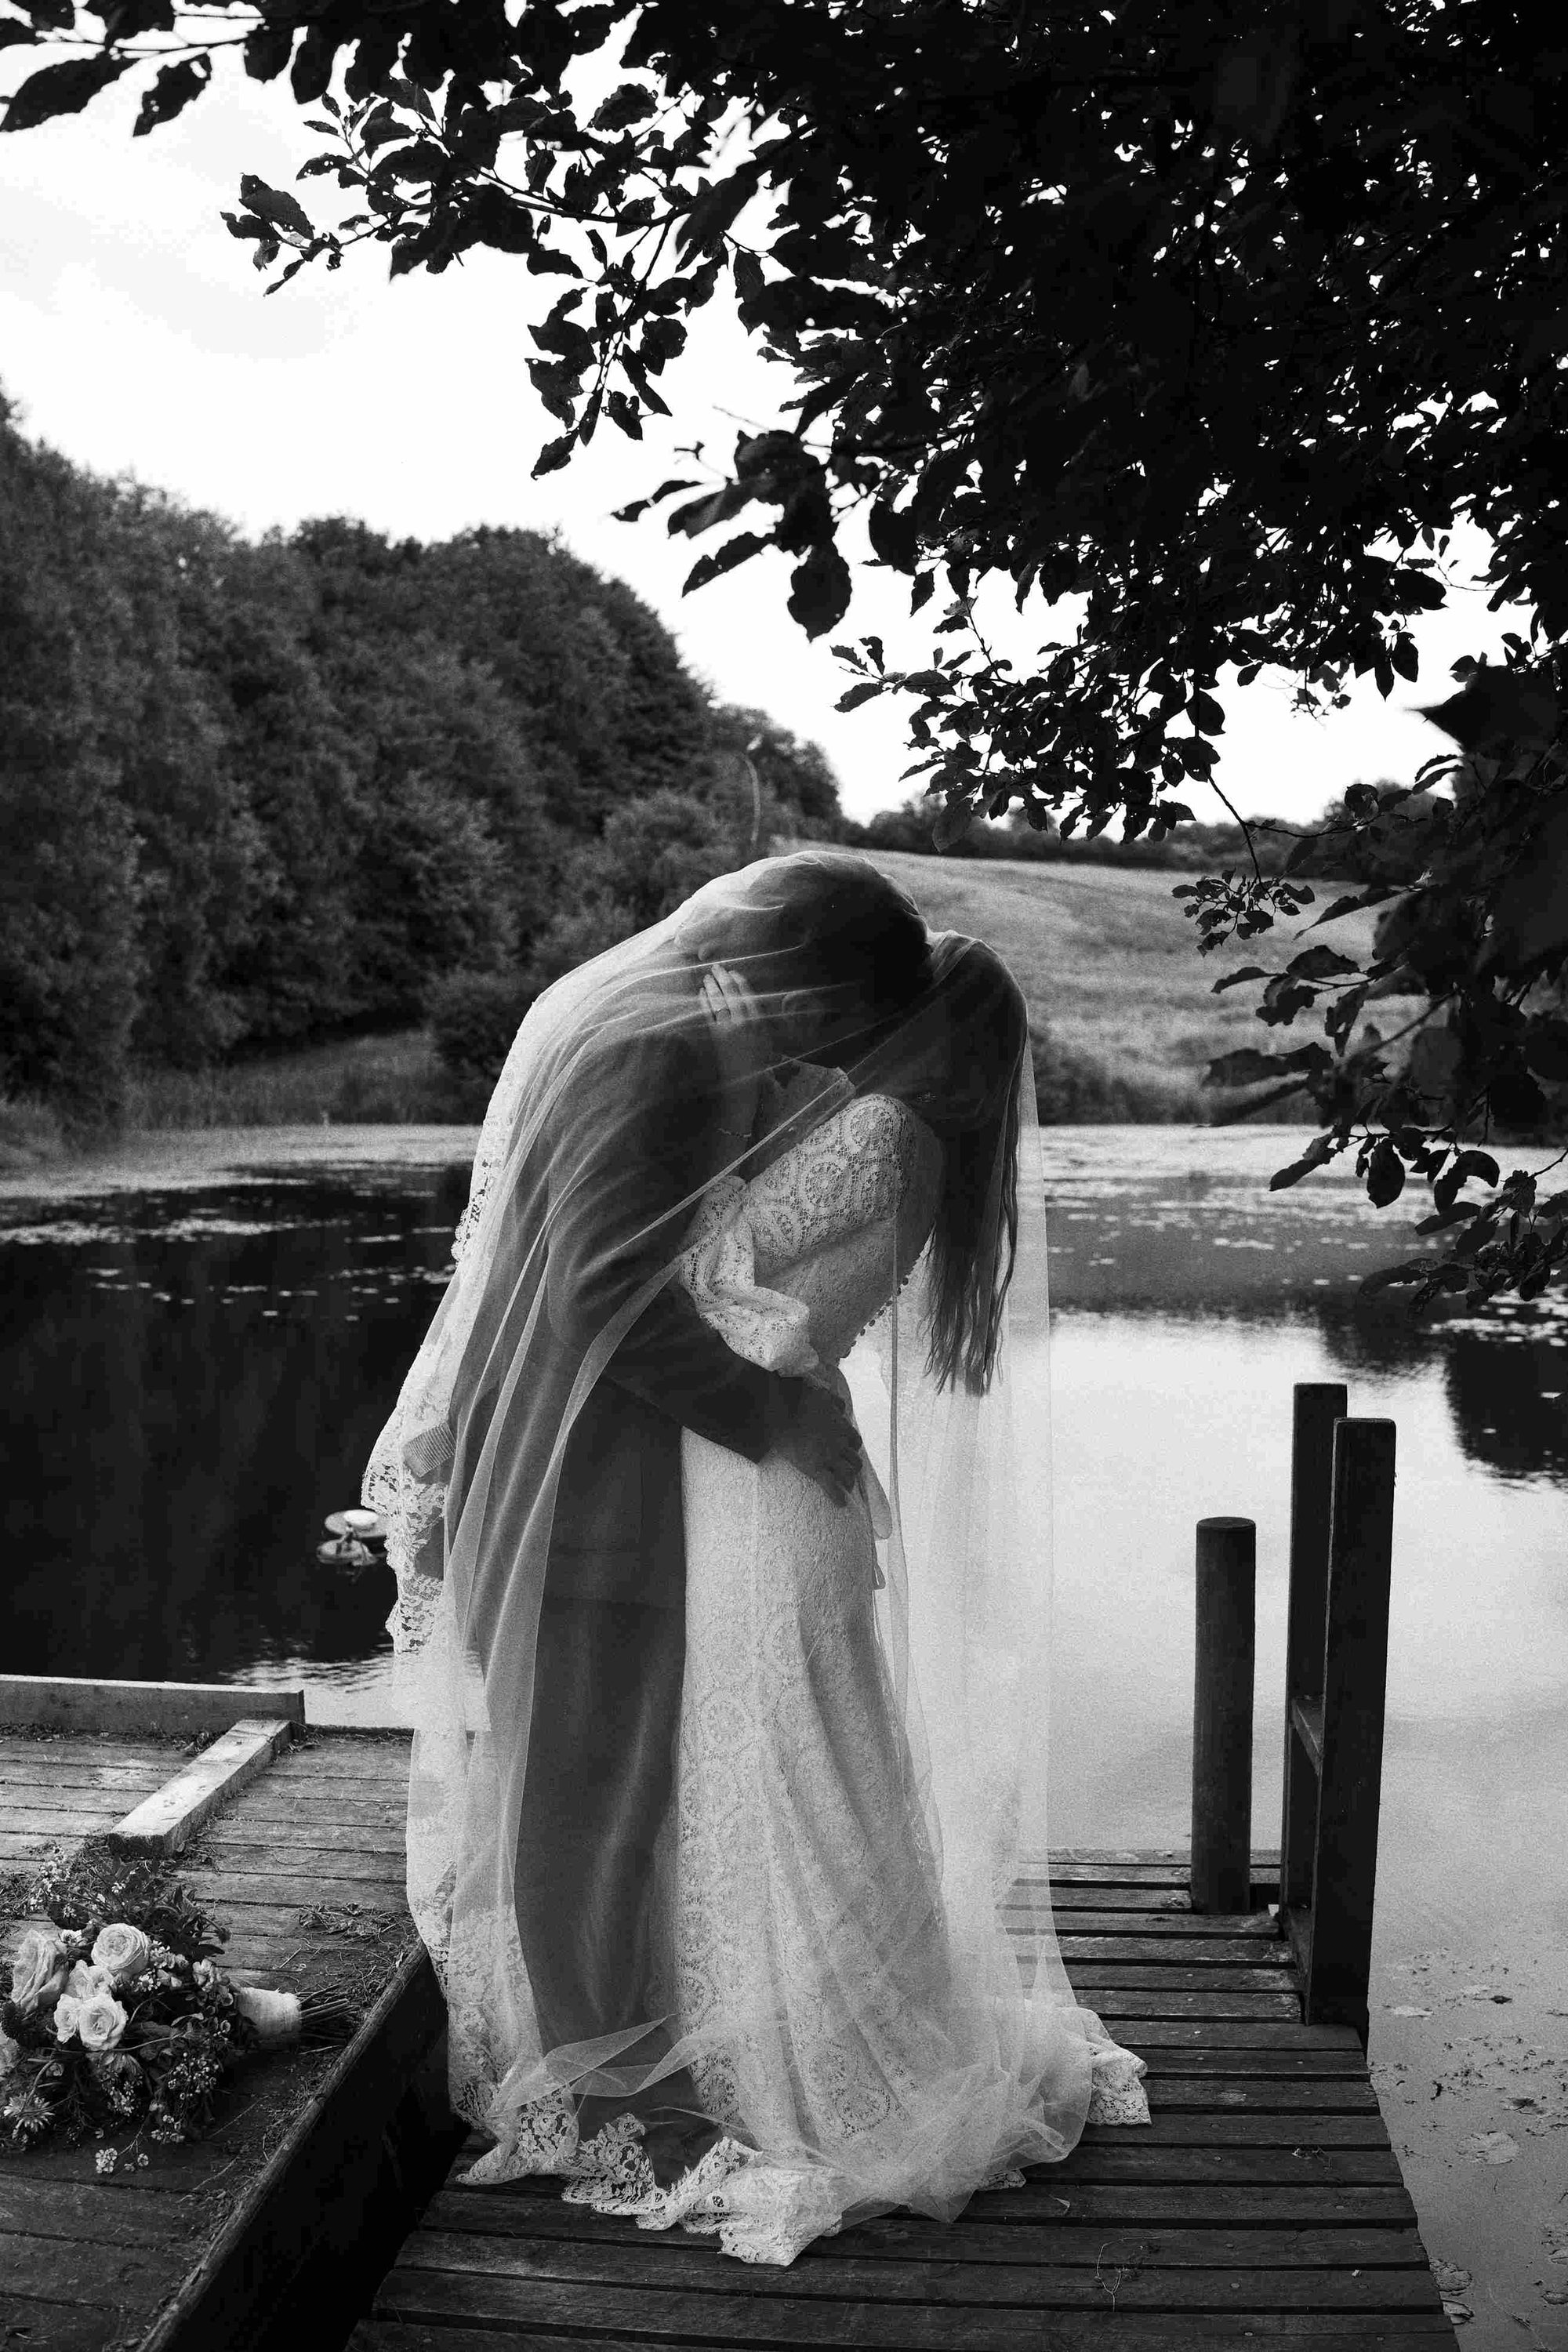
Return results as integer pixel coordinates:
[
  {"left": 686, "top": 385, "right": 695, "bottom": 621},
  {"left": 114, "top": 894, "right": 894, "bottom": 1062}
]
[{"left": 1189, "top": 1382, "right": 1398, "bottom": 2049}]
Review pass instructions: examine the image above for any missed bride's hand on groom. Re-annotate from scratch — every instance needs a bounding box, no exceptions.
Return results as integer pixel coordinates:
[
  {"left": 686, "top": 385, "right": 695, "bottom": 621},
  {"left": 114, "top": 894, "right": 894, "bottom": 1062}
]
[
  {"left": 701, "top": 963, "right": 766, "bottom": 1153},
  {"left": 768, "top": 1381, "right": 862, "bottom": 1508}
]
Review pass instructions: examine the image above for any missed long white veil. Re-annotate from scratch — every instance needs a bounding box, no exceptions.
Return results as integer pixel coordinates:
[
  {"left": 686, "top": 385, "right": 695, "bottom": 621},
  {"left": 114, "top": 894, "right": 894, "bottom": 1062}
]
[{"left": 363, "top": 851, "right": 1098, "bottom": 2218}]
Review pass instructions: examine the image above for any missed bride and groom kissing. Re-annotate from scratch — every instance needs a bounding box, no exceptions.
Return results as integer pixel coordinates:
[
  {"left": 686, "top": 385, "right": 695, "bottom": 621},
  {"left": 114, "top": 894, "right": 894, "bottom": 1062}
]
[{"left": 366, "top": 847, "right": 1147, "bottom": 2269}]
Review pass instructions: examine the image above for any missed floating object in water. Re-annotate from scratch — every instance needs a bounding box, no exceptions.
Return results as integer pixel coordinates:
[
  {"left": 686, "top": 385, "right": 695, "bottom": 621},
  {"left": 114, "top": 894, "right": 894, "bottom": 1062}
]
[{"left": 316, "top": 1509, "right": 388, "bottom": 1571}]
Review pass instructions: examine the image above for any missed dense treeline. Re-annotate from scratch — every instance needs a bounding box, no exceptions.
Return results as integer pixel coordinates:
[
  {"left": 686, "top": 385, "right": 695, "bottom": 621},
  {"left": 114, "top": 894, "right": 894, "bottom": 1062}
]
[
  {"left": 0, "top": 393, "right": 844, "bottom": 1119},
  {"left": 843, "top": 790, "right": 1439, "bottom": 886}
]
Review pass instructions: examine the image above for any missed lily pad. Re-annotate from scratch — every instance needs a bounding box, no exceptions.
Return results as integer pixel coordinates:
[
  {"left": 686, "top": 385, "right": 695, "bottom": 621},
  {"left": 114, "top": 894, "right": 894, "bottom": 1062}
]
[{"left": 1458, "top": 2129, "right": 1519, "bottom": 2164}]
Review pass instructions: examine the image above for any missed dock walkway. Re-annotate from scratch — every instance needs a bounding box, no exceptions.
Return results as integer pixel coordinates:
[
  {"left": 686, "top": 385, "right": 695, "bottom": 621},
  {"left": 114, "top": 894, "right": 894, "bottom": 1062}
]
[
  {"left": 353, "top": 1846, "right": 1458, "bottom": 2352},
  {"left": 0, "top": 1710, "right": 452, "bottom": 2352}
]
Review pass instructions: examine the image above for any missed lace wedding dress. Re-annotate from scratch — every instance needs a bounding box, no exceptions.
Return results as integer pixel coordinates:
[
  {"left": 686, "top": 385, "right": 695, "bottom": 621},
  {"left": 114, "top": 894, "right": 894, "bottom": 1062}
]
[{"left": 549, "top": 1091, "right": 1149, "bottom": 2263}]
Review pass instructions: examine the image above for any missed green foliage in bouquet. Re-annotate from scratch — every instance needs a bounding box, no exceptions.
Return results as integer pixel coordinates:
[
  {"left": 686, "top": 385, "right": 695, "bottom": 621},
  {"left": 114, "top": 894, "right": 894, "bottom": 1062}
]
[{"left": 1, "top": 1840, "right": 356, "bottom": 2167}]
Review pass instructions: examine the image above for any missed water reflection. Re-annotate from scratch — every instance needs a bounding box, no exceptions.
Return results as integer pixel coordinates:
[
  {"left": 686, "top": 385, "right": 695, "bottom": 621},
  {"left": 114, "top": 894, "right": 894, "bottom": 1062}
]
[
  {"left": 2, "top": 1135, "right": 1562, "bottom": 1707},
  {"left": 0, "top": 1172, "right": 468, "bottom": 1686}
]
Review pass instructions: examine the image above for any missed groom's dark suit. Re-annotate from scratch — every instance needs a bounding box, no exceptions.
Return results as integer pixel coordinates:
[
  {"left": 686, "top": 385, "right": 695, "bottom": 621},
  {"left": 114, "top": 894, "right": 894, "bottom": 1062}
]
[{"left": 449, "top": 957, "right": 793, "bottom": 2061}]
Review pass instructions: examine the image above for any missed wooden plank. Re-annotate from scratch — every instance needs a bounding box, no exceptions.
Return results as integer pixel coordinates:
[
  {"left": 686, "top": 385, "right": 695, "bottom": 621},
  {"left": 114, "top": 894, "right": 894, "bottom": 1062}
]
[
  {"left": 353, "top": 2323, "right": 1454, "bottom": 2352},
  {"left": 1088, "top": 2018, "right": 1359, "bottom": 2049},
  {"left": 1025, "top": 1848, "right": 1283, "bottom": 1867},
  {"left": 173, "top": 1871, "right": 408, "bottom": 1911},
  {"left": 260, "top": 1742, "right": 412, "bottom": 1784},
  {"left": 178, "top": 1840, "right": 408, "bottom": 1882},
  {"left": 1045, "top": 1886, "right": 1192, "bottom": 1912},
  {"left": 1059, "top": 1941, "right": 1294, "bottom": 1970},
  {"left": 0, "top": 2296, "right": 148, "bottom": 2352},
  {"left": 1060, "top": 1963, "right": 1295, "bottom": 1988},
  {"left": 137, "top": 1942, "right": 452, "bottom": 2352},
  {"left": 1079, "top": 2115, "right": 1392, "bottom": 2148},
  {"left": 0, "top": 2229, "right": 169, "bottom": 2311},
  {"left": 198, "top": 1816, "right": 406, "bottom": 1853},
  {"left": 108, "top": 1719, "right": 295, "bottom": 1856},
  {"left": 1123, "top": 2089, "right": 1382, "bottom": 2126},
  {"left": 0, "top": 1761, "right": 175, "bottom": 1794},
  {"left": 2, "top": 1818, "right": 130, "bottom": 1852},
  {"left": 370, "top": 2267, "right": 1439, "bottom": 2341},
  {"left": 1062, "top": 1986, "right": 1303, "bottom": 2020},
  {"left": 391, "top": 2229, "right": 1445, "bottom": 2310},
  {"left": 426, "top": 2195, "right": 1425, "bottom": 2267},
  {"left": 1046, "top": 2147, "right": 1403, "bottom": 2186},
  {"left": 1004, "top": 1909, "right": 1282, "bottom": 1938},
  {"left": 0, "top": 1734, "right": 181, "bottom": 1764},
  {"left": 0, "top": 2174, "right": 206, "bottom": 2247},
  {"left": 474, "top": 2171, "right": 1416, "bottom": 2229},
  {"left": 0, "top": 1676, "right": 305, "bottom": 1737}
]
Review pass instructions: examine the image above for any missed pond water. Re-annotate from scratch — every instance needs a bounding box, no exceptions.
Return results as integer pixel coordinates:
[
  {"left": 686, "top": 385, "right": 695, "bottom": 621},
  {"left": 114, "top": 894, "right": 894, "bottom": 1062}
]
[{"left": 2, "top": 1122, "right": 1564, "bottom": 2346}]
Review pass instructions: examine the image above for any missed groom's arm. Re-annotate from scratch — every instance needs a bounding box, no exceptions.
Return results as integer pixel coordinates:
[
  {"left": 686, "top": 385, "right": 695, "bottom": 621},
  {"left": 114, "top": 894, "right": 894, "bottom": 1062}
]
[{"left": 543, "top": 1019, "right": 789, "bottom": 1464}]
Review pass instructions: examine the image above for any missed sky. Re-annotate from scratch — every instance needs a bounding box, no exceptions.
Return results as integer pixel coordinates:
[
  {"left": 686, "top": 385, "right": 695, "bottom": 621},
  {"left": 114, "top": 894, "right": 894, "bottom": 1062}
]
[{"left": 0, "top": 47, "right": 1540, "bottom": 828}]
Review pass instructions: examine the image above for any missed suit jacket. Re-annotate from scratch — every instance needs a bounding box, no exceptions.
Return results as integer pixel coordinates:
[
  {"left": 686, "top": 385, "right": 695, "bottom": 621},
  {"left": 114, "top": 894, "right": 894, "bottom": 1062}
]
[{"left": 444, "top": 956, "right": 792, "bottom": 1616}]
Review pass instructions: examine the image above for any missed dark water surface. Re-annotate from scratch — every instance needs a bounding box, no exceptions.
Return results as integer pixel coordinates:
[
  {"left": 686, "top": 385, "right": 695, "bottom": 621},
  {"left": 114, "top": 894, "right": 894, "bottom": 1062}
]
[{"left": 1, "top": 1123, "right": 1564, "bottom": 2344}]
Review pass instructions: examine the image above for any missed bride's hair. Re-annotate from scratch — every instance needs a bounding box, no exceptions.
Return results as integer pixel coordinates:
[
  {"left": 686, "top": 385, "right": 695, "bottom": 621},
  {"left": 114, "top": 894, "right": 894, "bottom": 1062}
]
[{"left": 921, "top": 940, "right": 1030, "bottom": 1397}]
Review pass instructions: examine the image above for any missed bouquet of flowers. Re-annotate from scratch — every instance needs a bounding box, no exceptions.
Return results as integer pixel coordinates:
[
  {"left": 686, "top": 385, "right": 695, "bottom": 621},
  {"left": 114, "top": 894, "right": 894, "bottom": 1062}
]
[{"left": 1, "top": 1842, "right": 357, "bottom": 2168}]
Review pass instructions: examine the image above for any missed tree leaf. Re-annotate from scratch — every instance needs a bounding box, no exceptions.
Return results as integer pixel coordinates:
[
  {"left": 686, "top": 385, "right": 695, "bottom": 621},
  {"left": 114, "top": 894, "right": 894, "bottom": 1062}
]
[
  {"left": 1267, "top": 1138, "right": 1337, "bottom": 1189},
  {"left": 684, "top": 530, "right": 771, "bottom": 593},
  {"left": 933, "top": 800, "right": 975, "bottom": 850},
  {"left": 1367, "top": 1135, "right": 1406, "bottom": 1207},
  {"left": 1285, "top": 942, "right": 1360, "bottom": 980},
  {"left": 1205, "top": 1047, "right": 1299, "bottom": 1087},
  {"left": 243, "top": 22, "right": 293, "bottom": 82},
  {"left": 1357, "top": 1257, "right": 1434, "bottom": 1294},
  {"left": 0, "top": 24, "right": 39, "bottom": 53},
  {"left": 531, "top": 430, "right": 577, "bottom": 479},
  {"left": 2, "top": 53, "right": 126, "bottom": 132},
  {"left": 836, "top": 680, "right": 884, "bottom": 712},
  {"left": 787, "top": 543, "right": 852, "bottom": 640},
  {"left": 1210, "top": 964, "right": 1269, "bottom": 993},
  {"left": 1305, "top": 884, "right": 1403, "bottom": 929},
  {"left": 132, "top": 54, "right": 211, "bottom": 138},
  {"left": 238, "top": 172, "right": 315, "bottom": 241},
  {"left": 867, "top": 497, "right": 918, "bottom": 572},
  {"left": 590, "top": 80, "right": 656, "bottom": 134}
]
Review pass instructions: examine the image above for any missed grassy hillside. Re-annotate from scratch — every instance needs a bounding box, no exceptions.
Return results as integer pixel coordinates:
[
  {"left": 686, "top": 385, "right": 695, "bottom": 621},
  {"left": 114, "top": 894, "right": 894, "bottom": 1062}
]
[
  {"left": 0, "top": 850, "right": 1398, "bottom": 1170},
  {"left": 855, "top": 849, "right": 1394, "bottom": 1123}
]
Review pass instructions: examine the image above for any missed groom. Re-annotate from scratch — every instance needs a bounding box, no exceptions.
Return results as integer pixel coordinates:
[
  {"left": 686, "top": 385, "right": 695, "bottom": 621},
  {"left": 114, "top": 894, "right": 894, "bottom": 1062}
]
[{"left": 506, "top": 853, "right": 931, "bottom": 2093}]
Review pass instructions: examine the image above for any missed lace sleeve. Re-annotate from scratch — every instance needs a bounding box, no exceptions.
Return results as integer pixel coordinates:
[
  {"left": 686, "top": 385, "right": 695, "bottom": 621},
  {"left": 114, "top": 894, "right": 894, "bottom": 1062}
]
[
  {"left": 744, "top": 1095, "right": 928, "bottom": 1269},
  {"left": 674, "top": 1177, "right": 821, "bottom": 1377}
]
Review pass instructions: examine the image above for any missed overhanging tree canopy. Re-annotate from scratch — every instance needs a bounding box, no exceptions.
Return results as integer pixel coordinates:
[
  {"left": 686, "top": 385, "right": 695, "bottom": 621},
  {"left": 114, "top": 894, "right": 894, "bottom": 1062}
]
[{"left": 5, "top": 0, "right": 1566, "bottom": 1302}]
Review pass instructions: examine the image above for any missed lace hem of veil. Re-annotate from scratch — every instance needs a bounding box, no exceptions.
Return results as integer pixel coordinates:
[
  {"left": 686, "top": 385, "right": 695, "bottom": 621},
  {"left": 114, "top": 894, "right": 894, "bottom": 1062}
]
[{"left": 463, "top": 2027, "right": 1149, "bottom": 2265}]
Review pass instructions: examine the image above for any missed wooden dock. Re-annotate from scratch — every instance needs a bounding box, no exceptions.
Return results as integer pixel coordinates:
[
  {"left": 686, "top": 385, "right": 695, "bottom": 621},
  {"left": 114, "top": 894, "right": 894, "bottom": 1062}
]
[
  {"left": 2, "top": 1387, "right": 1461, "bottom": 2347},
  {"left": 348, "top": 1847, "right": 1455, "bottom": 2352},
  {"left": 0, "top": 1694, "right": 459, "bottom": 2352}
]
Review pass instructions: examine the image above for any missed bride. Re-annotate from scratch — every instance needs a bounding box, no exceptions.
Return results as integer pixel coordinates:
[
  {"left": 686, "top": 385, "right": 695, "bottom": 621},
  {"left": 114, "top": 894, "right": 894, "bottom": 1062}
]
[{"left": 365, "top": 851, "right": 1145, "bottom": 2271}]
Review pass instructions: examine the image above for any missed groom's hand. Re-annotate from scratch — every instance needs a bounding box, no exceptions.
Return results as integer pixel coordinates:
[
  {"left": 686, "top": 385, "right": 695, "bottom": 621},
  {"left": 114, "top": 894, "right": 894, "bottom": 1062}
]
[{"left": 769, "top": 1383, "right": 862, "bottom": 1507}]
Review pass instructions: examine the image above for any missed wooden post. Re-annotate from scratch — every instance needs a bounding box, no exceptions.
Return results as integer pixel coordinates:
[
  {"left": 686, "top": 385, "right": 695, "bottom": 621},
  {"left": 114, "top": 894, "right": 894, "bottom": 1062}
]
[
  {"left": 1191, "top": 1515, "right": 1256, "bottom": 1915},
  {"left": 1280, "top": 1384, "right": 1348, "bottom": 1921},
  {"left": 1300, "top": 1417, "right": 1397, "bottom": 2043}
]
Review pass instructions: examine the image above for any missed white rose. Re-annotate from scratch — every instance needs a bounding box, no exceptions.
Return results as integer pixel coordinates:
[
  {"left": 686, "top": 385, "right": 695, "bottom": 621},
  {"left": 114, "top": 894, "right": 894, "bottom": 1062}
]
[
  {"left": 63, "top": 1960, "right": 111, "bottom": 2002},
  {"left": 74, "top": 1994, "right": 129, "bottom": 2053},
  {"left": 54, "top": 1993, "right": 83, "bottom": 2042},
  {"left": 9, "top": 1927, "right": 70, "bottom": 2017},
  {"left": 90, "top": 1926, "right": 152, "bottom": 1987}
]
